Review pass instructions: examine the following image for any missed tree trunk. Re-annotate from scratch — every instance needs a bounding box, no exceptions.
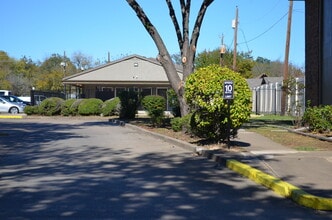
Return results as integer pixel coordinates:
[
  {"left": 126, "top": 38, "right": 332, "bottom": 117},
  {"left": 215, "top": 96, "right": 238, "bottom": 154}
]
[
  {"left": 126, "top": 0, "right": 214, "bottom": 116},
  {"left": 177, "top": 87, "right": 190, "bottom": 116}
]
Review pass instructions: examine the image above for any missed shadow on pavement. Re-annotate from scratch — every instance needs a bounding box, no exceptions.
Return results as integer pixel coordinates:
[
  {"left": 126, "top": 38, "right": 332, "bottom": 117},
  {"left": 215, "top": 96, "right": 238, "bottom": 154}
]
[{"left": 0, "top": 120, "right": 330, "bottom": 219}]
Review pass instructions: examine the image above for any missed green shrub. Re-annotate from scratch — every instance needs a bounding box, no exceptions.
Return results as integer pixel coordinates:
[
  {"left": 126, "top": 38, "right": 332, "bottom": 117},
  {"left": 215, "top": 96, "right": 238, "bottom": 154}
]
[
  {"left": 78, "top": 98, "right": 103, "bottom": 115},
  {"left": 170, "top": 113, "right": 192, "bottom": 132},
  {"left": 118, "top": 91, "right": 140, "bottom": 119},
  {"left": 302, "top": 105, "right": 332, "bottom": 133},
  {"left": 39, "top": 97, "right": 64, "bottom": 116},
  {"left": 101, "top": 97, "right": 120, "bottom": 116},
  {"left": 70, "top": 99, "right": 83, "bottom": 116},
  {"left": 185, "top": 64, "right": 252, "bottom": 142},
  {"left": 24, "top": 105, "right": 40, "bottom": 115},
  {"left": 61, "top": 99, "right": 76, "bottom": 116},
  {"left": 167, "top": 89, "right": 181, "bottom": 117},
  {"left": 142, "top": 95, "right": 166, "bottom": 126}
]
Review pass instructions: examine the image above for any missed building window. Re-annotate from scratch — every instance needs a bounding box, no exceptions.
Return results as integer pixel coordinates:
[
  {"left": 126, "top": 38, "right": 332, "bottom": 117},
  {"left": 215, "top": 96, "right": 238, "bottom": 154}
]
[
  {"left": 157, "top": 88, "right": 167, "bottom": 98},
  {"left": 128, "top": 87, "right": 139, "bottom": 92},
  {"left": 141, "top": 88, "right": 152, "bottom": 97},
  {"left": 102, "top": 87, "right": 113, "bottom": 92},
  {"left": 115, "top": 87, "right": 126, "bottom": 97},
  {"left": 157, "top": 87, "right": 168, "bottom": 110}
]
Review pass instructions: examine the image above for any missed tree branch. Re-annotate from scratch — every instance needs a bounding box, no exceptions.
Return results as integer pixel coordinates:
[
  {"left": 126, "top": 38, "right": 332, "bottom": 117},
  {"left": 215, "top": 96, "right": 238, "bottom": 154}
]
[
  {"left": 126, "top": 0, "right": 155, "bottom": 36},
  {"left": 126, "top": 0, "right": 181, "bottom": 90},
  {"left": 166, "top": 0, "right": 183, "bottom": 51},
  {"left": 190, "top": 0, "right": 214, "bottom": 53}
]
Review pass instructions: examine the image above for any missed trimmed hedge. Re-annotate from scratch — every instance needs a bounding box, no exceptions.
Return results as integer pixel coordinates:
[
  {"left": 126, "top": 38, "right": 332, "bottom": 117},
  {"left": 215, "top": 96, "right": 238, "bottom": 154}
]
[
  {"left": 101, "top": 97, "right": 120, "bottom": 116},
  {"left": 78, "top": 98, "right": 103, "bottom": 116},
  {"left": 70, "top": 99, "right": 83, "bottom": 116},
  {"left": 61, "top": 99, "right": 76, "bottom": 116},
  {"left": 170, "top": 113, "right": 192, "bottom": 132},
  {"left": 39, "top": 97, "right": 64, "bottom": 116},
  {"left": 24, "top": 105, "right": 40, "bottom": 115},
  {"left": 142, "top": 95, "right": 166, "bottom": 126},
  {"left": 302, "top": 105, "right": 332, "bottom": 133}
]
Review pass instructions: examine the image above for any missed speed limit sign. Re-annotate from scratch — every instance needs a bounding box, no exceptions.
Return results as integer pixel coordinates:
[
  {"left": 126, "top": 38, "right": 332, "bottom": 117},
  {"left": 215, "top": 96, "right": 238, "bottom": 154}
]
[{"left": 223, "top": 80, "right": 234, "bottom": 99}]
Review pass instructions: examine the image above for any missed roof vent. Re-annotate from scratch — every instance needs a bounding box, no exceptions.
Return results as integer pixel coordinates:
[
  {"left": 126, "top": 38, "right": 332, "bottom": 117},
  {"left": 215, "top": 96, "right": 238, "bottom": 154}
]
[{"left": 134, "top": 62, "right": 138, "bottom": 67}]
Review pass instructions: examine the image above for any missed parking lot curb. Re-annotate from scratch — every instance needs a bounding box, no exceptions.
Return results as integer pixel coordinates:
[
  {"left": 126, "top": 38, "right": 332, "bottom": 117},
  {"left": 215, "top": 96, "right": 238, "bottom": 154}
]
[
  {"left": 0, "top": 114, "right": 24, "bottom": 119},
  {"left": 127, "top": 123, "right": 332, "bottom": 211},
  {"left": 126, "top": 123, "right": 198, "bottom": 153},
  {"left": 226, "top": 159, "right": 332, "bottom": 211}
]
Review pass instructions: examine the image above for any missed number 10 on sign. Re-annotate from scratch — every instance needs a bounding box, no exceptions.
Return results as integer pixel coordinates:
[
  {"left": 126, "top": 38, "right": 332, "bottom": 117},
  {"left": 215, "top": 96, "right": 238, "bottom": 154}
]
[{"left": 223, "top": 80, "right": 234, "bottom": 99}]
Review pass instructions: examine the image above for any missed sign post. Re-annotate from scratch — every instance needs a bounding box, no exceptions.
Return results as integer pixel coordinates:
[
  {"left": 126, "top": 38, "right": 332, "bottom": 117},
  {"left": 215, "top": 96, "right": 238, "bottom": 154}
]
[{"left": 223, "top": 80, "right": 234, "bottom": 149}]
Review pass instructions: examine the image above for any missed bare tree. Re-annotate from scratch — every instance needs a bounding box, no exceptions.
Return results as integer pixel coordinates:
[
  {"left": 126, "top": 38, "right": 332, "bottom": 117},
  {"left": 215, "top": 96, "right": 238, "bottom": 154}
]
[
  {"left": 71, "top": 51, "right": 93, "bottom": 72},
  {"left": 126, "top": 0, "right": 214, "bottom": 116}
]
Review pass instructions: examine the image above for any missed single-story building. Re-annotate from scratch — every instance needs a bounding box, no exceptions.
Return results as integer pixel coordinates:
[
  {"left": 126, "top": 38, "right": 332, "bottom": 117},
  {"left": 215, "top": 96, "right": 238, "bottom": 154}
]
[
  {"left": 62, "top": 54, "right": 183, "bottom": 110},
  {"left": 63, "top": 54, "right": 304, "bottom": 116}
]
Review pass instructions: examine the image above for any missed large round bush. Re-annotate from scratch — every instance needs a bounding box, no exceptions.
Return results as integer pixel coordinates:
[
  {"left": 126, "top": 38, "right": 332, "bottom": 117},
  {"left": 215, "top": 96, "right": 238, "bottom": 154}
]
[
  {"left": 39, "top": 97, "right": 64, "bottom": 116},
  {"left": 24, "top": 105, "right": 40, "bottom": 115},
  {"left": 61, "top": 99, "right": 76, "bottom": 116},
  {"left": 142, "top": 95, "right": 166, "bottom": 126},
  {"left": 101, "top": 97, "right": 120, "bottom": 116},
  {"left": 70, "top": 99, "right": 83, "bottom": 116},
  {"left": 78, "top": 98, "right": 103, "bottom": 115},
  {"left": 185, "top": 65, "right": 252, "bottom": 141}
]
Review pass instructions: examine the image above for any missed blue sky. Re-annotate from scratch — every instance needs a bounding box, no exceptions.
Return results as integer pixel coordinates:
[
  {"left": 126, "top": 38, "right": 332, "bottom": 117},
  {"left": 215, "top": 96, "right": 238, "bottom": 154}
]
[{"left": 1, "top": 0, "right": 305, "bottom": 67}]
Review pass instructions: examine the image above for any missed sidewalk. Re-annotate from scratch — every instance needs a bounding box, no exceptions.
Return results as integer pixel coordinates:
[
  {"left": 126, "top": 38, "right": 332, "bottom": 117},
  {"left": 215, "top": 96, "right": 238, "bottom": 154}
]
[
  {"left": 233, "top": 130, "right": 332, "bottom": 198},
  {"left": 201, "top": 129, "right": 332, "bottom": 210}
]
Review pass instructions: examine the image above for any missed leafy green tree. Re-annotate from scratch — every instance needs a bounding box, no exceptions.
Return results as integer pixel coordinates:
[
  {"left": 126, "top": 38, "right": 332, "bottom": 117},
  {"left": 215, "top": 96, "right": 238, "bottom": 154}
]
[
  {"left": 252, "top": 58, "right": 304, "bottom": 78},
  {"left": 195, "top": 48, "right": 254, "bottom": 78},
  {"left": 195, "top": 49, "right": 221, "bottom": 68},
  {"left": 185, "top": 64, "right": 251, "bottom": 142},
  {"left": 10, "top": 57, "right": 39, "bottom": 95},
  {"left": 0, "top": 51, "right": 15, "bottom": 90},
  {"left": 34, "top": 54, "right": 76, "bottom": 91}
]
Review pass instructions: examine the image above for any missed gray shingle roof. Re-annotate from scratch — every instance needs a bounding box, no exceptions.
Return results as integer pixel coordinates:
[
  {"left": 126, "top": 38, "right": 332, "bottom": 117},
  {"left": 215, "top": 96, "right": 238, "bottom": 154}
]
[{"left": 63, "top": 54, "right": 183, "bottom": 84}]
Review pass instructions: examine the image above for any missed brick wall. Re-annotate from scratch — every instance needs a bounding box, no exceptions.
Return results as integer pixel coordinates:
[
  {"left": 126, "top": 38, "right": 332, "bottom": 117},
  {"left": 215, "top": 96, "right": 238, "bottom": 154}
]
[{"left": 305, "top": 0, "right": 322, "bottom": 106}]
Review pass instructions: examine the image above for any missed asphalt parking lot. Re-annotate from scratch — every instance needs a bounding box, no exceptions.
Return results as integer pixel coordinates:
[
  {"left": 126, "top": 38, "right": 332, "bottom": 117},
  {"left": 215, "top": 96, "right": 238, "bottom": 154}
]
[{"left": 0, "top": 118, "right": 331, "bottom": 219}]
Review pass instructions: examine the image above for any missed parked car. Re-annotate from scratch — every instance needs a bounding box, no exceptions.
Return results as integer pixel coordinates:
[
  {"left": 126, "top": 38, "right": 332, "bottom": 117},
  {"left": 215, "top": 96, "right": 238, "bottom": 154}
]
[
  {"left": 33, "top": 95, "right": 46, "bottom": 105},
  {"left": 0, "top": 90, "right": 12, "bottom": 96},
  {"left": 0, "top": 95, "right": 31, "bottom": 106},
  {"left": 0, "top": 97, "right": 25, "bottom": 114}
]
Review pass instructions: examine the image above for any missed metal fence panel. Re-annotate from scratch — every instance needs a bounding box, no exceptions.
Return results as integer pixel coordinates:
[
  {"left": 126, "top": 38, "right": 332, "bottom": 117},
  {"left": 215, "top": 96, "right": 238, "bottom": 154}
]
[{"left": 252, "top": 78, "right": 305, "bottom": 116}]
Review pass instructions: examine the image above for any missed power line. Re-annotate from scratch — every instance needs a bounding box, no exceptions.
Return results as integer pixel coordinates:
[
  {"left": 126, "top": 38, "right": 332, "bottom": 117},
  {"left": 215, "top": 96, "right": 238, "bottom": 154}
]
[
  {"left": 239, "top": 28, "right": 251, "bottom": 53},
  {"left": 238, "top": 11, "right": 288, "bottom": 45},
  {"left": 241, "top": 0, "right": 282, "bottom": 25}
]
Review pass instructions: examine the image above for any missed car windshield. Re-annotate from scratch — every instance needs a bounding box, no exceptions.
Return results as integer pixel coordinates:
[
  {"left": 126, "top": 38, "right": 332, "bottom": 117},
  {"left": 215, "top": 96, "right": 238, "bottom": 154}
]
[{"left": 1, "top": 96, "right": 23, "bottom": 103}]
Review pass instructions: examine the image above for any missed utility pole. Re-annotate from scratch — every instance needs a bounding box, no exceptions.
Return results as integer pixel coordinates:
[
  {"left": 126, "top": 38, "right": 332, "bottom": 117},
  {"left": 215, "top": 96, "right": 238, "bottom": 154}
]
[
  {"left": 281, "top": 1, "right": 293, "bottom": 115},
  {"left": 220, "top": 34, "right": 226, "bottom": 67},
  {"left": 232, "top": 6, "right": 238, "bottom": 71},
  {"left": 61, "top": 51, "right": 67, "bottom": 100}
]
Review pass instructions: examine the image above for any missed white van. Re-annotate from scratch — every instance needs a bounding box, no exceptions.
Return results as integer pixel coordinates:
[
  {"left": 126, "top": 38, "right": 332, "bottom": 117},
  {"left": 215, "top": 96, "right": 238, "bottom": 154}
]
[{"left": 0, "top": 90, "right": 12, "bottom": 96}]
